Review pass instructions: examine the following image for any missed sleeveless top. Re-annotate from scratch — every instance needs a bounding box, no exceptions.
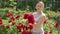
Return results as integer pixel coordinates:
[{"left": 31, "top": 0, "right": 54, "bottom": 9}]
[{"left": 32, "top": 12, "right": 45, "bottom": 32}]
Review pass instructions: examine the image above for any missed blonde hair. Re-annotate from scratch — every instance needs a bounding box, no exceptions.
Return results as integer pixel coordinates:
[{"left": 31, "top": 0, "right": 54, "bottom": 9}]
[
  {"left": 38, "top": 1, "right": 44, "bottom": 7},
  {"left": 36, "top": 1, "right": 44, "bottom": 11}
]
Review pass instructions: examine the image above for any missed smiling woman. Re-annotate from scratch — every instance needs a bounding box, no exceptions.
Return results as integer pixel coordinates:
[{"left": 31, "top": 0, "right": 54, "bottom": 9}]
[{"left": 32, "top": 1, "right": 46, "bottom": 34}]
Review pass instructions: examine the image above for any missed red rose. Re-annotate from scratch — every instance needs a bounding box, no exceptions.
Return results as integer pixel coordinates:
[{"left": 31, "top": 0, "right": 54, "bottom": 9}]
[
  {"left": 0, "top": 18, "right": 3, "bottom": 27},
  {"left": 9, "top": 19, "right": 13, "bottom": 23},
  {"left": 18, "top": 29, "right": 21, "bottom": 32},
  {"left": 6, "top": 25, "right": 10, "bottom": 29},
  {"left": 6, "top": 13, "right": 13, "bottom": 17},
  {"left": 29, "top": 25, "right": 33, "bottom": 30},
  {"left": 21, "top": 25, "right": 26, "bottom": 29},
  {"left": 28, "top": 15, "right": 35, "bottom": 24},
  {"left": 24, "top": 14, "right": 30, "bottom": 19},
  {"left": 9, "top": 13, "right": 13, "bottom": 16},
  {"left": 22, "top": 31, "right": 27, "bottom": 34},
  {"left": 11, "top": 22, "right": 16, "bottom": 26},
  {"left": 55, "top": 22, "right": 59, "bottom": 28},
  {"left": 17, "top": 25, "right": 21, "bottom": 30},
  {"left": 10, "top": 16, "right": 15, "bottom": 21},
  {"left": 44, "top": 31, "right": 47, "bottom": 34},
  {"left": 23, "top": 29, "right": 26, "bottom": 32},
  {"left": 22, "top": 30, "right": 32, "bottom": 34},
  {"left": 0, "top": 18, "right": 2, "bottom": 25},
  {"left": 26, "top": 32, "right": 32, "bottom": 34},
  {"left": 6, "top": 13, "right": 10, "bottom": 17},
  {"left": 26, "top": 26, "right": 29, "bottom": 30},
  {"left": 15, "top": 15, "right": 20, "bottom": 20},
  {"left": 44, "top": 20, "right": 46, "bottom": 24},
  {"left": 49, "top": 30, "right": 52, "bottom": 34},
  {"left": 22, "top": 31, "right": 32, "bottom": 34}
]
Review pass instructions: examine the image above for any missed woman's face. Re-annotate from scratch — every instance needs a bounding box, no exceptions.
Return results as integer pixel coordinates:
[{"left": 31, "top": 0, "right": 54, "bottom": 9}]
[{"left": 36, "top": 3, "right": 44, "bottom": 12}]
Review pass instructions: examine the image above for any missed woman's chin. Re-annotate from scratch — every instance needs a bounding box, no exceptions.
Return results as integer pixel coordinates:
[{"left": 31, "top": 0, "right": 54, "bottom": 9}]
[{"left": 37, "top": 10, "right": 41, "bottom": 12}]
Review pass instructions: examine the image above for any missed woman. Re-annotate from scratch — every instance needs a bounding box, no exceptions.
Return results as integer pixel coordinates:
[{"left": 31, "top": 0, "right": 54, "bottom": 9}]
[{"left": 32, "top": 1, "right": 46, "bottom": 34}]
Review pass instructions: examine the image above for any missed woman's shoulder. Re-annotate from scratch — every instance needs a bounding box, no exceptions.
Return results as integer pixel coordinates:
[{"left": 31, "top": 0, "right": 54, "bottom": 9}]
[
  {"left": 41, "top": 13, "right": 46, "bottom": 20},
  {"left": 42, "top": 13, "right": 46, "bottom": 17},
  {"left": 41, "top": 13, "right": 46, "bottom": 19}
]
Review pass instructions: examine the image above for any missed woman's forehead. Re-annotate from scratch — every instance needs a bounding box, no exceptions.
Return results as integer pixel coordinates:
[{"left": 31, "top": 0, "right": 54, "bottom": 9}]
[
  {"left": 36, "top": 2, "right": 44, "bottom": 6},
  {"left": 37, "top": 3, "right": 42, "bottom": 6}
]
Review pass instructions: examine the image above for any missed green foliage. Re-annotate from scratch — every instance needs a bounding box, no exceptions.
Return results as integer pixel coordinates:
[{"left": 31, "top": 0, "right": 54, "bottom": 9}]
[
  {"left": 0, "top": 0, "right": 60, "bottom": 11},
  {"left": 0, "top": 9, "right": 9, "bottom": 19},
  {"left": 46, "top": 11, "right": 60, "bottom": 23}
]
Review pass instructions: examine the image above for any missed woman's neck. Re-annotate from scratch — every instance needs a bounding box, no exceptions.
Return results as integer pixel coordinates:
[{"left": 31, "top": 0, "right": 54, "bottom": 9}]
[{"left": 37, "top": 11, "right": 43, "bottom": 15}]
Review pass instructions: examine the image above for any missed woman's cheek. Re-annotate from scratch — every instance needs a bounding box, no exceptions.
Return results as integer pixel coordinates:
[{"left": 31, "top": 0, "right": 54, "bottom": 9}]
[{"left": 37, "top": 7, "right": 40, "bottom": 10}]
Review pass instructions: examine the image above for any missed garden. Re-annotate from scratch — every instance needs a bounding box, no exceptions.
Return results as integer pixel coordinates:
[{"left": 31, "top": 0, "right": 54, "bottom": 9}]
[{"left": 0, "top": 0, "right": 60, "bottom": 34}]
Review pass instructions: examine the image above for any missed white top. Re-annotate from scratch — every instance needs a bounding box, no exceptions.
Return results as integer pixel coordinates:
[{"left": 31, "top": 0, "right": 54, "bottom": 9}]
[{"left": 32, "top": 12, "right": 45, "bottom": 32}]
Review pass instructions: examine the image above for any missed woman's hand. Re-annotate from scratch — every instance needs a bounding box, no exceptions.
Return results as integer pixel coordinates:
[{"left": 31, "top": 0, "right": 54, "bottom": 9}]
[{"left": 34, "top": 23, "right": 41, "bottom": 28}]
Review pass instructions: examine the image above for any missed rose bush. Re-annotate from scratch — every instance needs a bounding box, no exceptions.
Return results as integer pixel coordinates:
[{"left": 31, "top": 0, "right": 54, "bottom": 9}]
[
  {"left": 0, "top": 13, "right": 35, "bottom": 34},
  {"left": 0, "top": 11, "right": 60, "bottom": 34}
]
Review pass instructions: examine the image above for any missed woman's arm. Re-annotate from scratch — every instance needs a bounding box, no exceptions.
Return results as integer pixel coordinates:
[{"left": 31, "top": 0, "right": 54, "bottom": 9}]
[
  {"left": 34, "top": 16, "right": 46, "bottom": 27},
  {"left": 37, "top": 16, "right": 46, "bottom": 24}
]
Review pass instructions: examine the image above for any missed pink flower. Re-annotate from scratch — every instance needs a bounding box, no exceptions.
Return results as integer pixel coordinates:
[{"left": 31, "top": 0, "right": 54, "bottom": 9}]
[
  {"left": 0, "top": 24, "right": 4, "bottom": 27},
  {"left": 15, "top": 15, "right": 20, "bottom": 20},
  {"left": 6, "top": 13, "right": 10, "bottom": 17},
  {"left": 24, "top": 14, "right": 30, "bottom": 19},
  {"left": 28, "top": 15, "right": 35, "bottom": 24}
]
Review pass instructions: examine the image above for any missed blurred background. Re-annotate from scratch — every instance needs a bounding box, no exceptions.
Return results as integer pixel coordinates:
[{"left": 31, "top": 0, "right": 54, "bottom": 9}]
[
  {"left": 0, "top": 0, "right": 60, "bottom": 22},
  {"left": 0, "top": 0, "right": 60, "bottom": 34},
  {"left": 0, "top": 0, "right": 60, "bottom": 11}
]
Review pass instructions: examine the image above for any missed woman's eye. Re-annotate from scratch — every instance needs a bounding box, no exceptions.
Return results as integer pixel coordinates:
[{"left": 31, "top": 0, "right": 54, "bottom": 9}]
[
  {"left": 37, "top": 5, "right": 41, "bottom": 7},
  {"left": 37, "top": 6, "right": 39, "bottom": 7},
  {"left": 38, "top": 5, "right": 41, "bottom": 7}
]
